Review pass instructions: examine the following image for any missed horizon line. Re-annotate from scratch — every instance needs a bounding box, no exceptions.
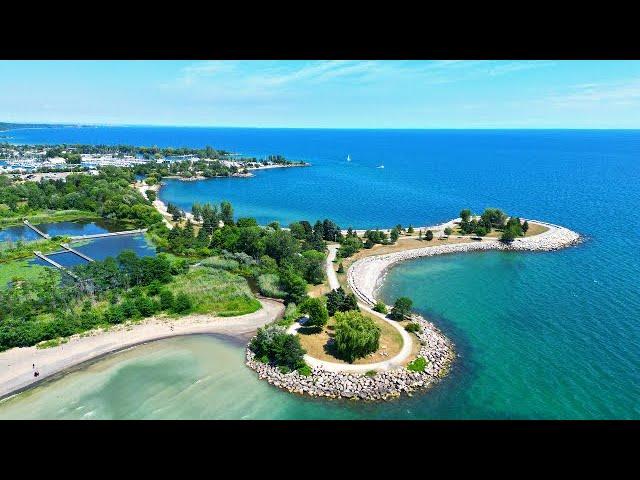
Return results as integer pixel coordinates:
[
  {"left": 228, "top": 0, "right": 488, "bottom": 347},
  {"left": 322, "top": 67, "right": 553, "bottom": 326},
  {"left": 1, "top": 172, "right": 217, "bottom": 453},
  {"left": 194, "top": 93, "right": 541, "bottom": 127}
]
[{"left": 4, "top": 120, "right": 640, "bottom": 131}]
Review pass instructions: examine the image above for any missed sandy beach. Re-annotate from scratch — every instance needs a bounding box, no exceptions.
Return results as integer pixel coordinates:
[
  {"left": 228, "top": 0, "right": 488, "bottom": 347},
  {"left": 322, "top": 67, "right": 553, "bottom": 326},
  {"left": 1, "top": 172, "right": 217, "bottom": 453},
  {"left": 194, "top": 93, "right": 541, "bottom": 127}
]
[
  {"left": 0, "top": 298, "right": 284, "bottom": 400},
  {"left": 347, "top": 220, "right": 581, "bottom": 307}
]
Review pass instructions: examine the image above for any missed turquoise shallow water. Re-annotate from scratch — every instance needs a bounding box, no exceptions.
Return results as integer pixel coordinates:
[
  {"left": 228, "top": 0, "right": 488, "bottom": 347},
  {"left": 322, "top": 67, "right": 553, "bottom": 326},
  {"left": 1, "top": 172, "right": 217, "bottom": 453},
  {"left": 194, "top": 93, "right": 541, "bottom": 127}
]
[{"left": 2, "top": 127, "right": 639, "bottom": 419}]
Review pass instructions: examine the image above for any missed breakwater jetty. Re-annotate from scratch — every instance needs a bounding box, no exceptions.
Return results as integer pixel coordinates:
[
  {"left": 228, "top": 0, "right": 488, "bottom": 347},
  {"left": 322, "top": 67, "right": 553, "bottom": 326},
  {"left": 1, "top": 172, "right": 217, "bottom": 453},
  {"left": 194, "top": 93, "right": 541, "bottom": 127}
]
[{"left": 348, "top": 220, "right": 581, "bottom": 307}]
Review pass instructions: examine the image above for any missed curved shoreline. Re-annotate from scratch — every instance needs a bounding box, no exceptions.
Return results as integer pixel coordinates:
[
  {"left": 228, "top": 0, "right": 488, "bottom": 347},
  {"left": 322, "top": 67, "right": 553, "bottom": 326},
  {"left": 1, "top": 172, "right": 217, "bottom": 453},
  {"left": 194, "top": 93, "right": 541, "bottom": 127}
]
[
  {"left": 348, "top": 219, "right": 581, "bottom": 308},
  {"left": 245, "top": 246, "right": 455, "bottom": 401},
  {"left": 0, "top": 298, "right": 284, "bottom": 400}
]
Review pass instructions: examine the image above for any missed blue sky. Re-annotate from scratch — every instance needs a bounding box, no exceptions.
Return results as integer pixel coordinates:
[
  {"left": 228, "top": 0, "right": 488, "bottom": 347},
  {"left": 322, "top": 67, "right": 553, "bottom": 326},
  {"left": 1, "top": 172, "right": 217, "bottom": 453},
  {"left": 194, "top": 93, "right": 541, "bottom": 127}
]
[{"left": 2, "top": 60, "right": 640, "bottom": 128}]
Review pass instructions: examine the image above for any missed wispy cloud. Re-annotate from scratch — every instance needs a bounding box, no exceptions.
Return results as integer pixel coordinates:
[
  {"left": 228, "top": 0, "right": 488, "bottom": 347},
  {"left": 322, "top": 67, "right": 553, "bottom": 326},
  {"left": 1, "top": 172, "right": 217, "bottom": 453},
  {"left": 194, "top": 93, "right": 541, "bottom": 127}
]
[
  {"left": 548, "top": 77, "right": 640, "bottom": 107},
  {"left": 173, "top": 61, "right": 237, "bottom": 87}
]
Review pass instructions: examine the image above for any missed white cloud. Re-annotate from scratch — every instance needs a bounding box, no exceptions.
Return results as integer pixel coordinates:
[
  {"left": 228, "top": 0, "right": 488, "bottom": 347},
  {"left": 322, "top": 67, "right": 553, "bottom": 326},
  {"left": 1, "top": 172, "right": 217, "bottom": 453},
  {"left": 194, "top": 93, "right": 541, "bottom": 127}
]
[{"left": 548, "top": 78, "right": 640, "bottom": 107}]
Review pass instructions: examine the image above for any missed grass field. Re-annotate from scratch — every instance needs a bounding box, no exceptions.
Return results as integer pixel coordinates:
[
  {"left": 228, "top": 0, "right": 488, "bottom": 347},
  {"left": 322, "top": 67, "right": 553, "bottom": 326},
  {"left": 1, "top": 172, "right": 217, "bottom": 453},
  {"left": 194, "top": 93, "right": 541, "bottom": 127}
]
[
  {"left": 297, "top": 311, "right": 404, "bottom": 365},
  {"left": 171, "top": 266, "right": 261, "bottom": 317}
]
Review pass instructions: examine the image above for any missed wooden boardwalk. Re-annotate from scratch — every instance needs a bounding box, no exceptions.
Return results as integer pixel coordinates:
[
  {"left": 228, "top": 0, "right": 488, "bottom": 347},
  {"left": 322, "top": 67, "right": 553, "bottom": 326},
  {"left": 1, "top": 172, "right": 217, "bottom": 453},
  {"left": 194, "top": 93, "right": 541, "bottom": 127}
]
[
  {"left": 23, "top": 220, "right": 50, "bottom": 239},
  {"left": 69, "top": 228, "right": 147, "bottom": 241},
  {"left": 33, "top": 251, "right": 79, "bottom": 280},
  {"left": 60, "top": 243, "right": 94, "bottom": 262}
]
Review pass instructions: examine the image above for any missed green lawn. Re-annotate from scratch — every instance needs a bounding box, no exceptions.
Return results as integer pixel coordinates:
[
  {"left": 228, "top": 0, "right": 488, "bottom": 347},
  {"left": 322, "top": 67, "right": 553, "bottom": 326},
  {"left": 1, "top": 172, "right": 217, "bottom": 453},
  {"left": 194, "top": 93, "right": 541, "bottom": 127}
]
[{"left": 171, "top": 267, "right": 261, "bottom": 317}]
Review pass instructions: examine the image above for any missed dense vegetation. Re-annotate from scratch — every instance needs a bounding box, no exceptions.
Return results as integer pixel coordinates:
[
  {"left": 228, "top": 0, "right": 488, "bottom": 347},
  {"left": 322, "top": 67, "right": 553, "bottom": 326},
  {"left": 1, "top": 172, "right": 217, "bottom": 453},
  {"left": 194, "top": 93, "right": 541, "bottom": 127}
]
[
  {"left": 249, "top": 324, "right": 307, "bottom": 372},
  {"left": 0, "top": 168, "right": 162, "bottom": 227},
  {"left": 154, "top": 201, "right": 339, "bottom": 306},
  {"left": 457, "top": 207, "right": 527, "bottom": 241},
  {"left": 0, "top": 251, "right": 259, "bottom": 351}
]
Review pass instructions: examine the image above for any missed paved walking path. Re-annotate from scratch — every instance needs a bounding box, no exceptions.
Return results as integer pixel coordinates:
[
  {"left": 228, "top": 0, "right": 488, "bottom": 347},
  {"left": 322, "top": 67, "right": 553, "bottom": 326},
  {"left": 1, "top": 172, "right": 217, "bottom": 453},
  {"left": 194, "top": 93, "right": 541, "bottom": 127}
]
[{"left": 287, "top": 245, "right": 414, "bottom": 373}]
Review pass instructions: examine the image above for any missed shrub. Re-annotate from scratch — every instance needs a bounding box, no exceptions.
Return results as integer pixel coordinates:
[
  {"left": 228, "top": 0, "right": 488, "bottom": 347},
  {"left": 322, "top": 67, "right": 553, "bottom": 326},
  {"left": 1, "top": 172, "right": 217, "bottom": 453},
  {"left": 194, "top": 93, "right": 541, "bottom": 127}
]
[
  {"left": 334, "top": 311, "right": 381, "bottom": 363},
  {"left": 120, "top": 299, "right": 140, "bottom": 319},
  {"left": 474, "top": 226, "right": 488, "bottom": 237},
  {"left": 405, "top": 322, "right": 421, "bottom": 333},
  {"left": 365, "top": 370, "right": 377, "bottom": 377},
  {"left": 257, "top": 273, "right": 287, "bottom": 299},
  {"left": 278, "top": 365, "right": 291, "bottom": 374},
  {"left": 135, "top": 296, "right": 157, "bottom": 317},
  {"left": 104, "top": 304, "right": 126, "bottom": 324},
  {"left": 326, "top": 287, "right": 358, "bottom": 316},
  {"left": 172, "top": 292, "right": 193, "bottom": 314},
  {"left": 407, "top": 357, "right": 427, "bottom": 372},
  {"left": 389, "top": 297, "right": 413, "bottom": 320},
  {"left": 159, "top": 289, "right": 174, "bottom": 310},
  {"left": 249, "top": 324, "right": 306, "bottom": 370},
  {"left": 444, "top": 227, "right": 453, "bottom": 236},
  {"left": 146, "top": 280, "right": 163, "bottom": 296},
  {"left": 373, "top": 301, "right": 387, "bottom": 314},
  {"left": 300, "top": 297, "right": 329, "bottom": 328},
  {"left": 259, "top": 354, "right": 270, "bottom": 364},
  {"left": 337, "top": 262, "right": 345, "bottom": 273},
  {"left": 277, "top": 302, "right": 300, "bottom": 327},
  {"left": 425, "top": 230, "right": 434, "bottom": 241},
  {"left": 297, "top": 365, "right": 312, "bottom": 376}
]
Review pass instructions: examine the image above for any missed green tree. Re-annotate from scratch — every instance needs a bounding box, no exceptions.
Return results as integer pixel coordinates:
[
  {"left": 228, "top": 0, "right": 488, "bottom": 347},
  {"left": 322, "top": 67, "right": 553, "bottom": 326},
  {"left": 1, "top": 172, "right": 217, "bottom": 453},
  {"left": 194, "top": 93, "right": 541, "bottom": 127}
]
[
  {"left": 172, "top": 292, "right": 193, "bottom": 313},
  {"left": 159, "top": 289, "right": 175, "bottom": 310},
  {"left": 444, "top": 227, "right": 453, "bottom": 236},
  {"left": 220, "top": 201, "right": 234, "bottom": 226},
  {"left": 389, "top": 297, "right": 413, "bottom": 320},
  {"left": 522, "top": 220, "right": 529, "bottom": 234},
  {"left": 334, "top": 311, "right": 381, "bottom": 363},
  {"left": 300, "top": 297, "right": 329, "bottom": 329},
  {"left": 373, "top": 300, "right": 387, "bottom": 314},
  {"left": 425, "top": 230, "right": 434, "bottom": 241},
  {"left": 460, "top": 209, "right": 472, "bottom": 222}
]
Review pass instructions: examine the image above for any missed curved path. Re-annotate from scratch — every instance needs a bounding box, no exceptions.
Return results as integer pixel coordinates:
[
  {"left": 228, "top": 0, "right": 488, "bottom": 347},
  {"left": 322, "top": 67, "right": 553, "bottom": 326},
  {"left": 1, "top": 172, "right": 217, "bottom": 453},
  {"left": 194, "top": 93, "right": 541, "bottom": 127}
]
[
  {"left": 287, "top": 244, "right": 414, "bottom": 373},
  {"left": 348, "top": 219, "right": 580, "bottom": 307},
  {"left": 0, "top": 298, "right": 284, "bottom": 400}
]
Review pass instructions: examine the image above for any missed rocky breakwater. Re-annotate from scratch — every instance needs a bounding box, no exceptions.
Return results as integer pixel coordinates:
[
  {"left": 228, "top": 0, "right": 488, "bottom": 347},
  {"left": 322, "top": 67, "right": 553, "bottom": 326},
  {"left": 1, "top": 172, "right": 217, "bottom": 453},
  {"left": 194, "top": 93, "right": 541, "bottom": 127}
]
[
  {"left": 245, "top": 313, "right": 454, "bottom": 401},
  {"left": 347, "top": 220, "right": 581, "bottom": 307}
]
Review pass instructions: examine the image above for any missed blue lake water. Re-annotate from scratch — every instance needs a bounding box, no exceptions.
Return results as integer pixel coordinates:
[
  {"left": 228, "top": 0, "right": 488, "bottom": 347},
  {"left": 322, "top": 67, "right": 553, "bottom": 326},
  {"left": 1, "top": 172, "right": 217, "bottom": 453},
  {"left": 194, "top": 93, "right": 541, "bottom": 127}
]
[
  {"left": 1, "top": 219, "right": 155, "bottom": 275},
  {"left": 2, "top": 126, "right": 639, "bottom": 419}
]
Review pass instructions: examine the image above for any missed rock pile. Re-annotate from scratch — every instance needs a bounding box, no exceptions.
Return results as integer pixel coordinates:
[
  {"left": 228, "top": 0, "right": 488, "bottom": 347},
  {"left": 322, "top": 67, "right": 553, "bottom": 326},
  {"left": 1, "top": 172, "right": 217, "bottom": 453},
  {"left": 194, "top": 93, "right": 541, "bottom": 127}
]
[{"left": 245, "top": 313, "right": 454, "bottom": 401}]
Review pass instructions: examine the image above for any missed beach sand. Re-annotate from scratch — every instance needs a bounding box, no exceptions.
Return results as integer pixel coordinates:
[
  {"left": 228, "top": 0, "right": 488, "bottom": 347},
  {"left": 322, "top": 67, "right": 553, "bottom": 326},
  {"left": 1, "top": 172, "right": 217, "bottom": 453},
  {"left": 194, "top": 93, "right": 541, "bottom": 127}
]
[{"left": 0, "top": 298, "right": 284, "bottom": 399}]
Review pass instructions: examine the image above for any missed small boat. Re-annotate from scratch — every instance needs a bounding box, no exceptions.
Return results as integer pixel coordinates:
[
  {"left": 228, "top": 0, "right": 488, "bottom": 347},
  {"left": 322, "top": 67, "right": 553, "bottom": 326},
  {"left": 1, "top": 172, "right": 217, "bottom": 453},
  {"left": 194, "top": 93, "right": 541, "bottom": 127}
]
[
  {"left": 377, "top": 164, "right": 384, "bottom": 169},
  {"left": 346, "top": 155, "right": 351, "bottom": 162}
]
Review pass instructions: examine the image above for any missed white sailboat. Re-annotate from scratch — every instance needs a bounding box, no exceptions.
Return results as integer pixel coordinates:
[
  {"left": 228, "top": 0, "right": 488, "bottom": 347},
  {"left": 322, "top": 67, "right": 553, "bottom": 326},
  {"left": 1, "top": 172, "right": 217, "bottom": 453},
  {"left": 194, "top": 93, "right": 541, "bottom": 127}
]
[
  {"left": 346, "top": 154, "right": 351, "bottom": 162},
  {"left": 377, "top": 164, "right": 384, "bottom": 169}
]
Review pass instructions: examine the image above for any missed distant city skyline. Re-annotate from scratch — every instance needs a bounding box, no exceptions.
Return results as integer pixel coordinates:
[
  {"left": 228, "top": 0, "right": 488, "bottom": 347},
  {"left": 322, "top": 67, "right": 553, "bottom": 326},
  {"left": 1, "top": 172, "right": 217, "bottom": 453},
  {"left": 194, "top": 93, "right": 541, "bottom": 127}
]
[{"left": 2, "top": 60, "right": 640, "bottom": 128}]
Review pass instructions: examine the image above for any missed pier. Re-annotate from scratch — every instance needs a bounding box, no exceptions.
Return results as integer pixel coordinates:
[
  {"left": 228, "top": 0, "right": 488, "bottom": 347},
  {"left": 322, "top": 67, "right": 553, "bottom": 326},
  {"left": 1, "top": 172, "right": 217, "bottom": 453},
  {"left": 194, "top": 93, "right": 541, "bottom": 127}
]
[
  {"left": 60, "top": 243, "right": 94, "bottom": 262},
  {"left": 23, "top": 220, "right": 50, "bottom": 239},
  {"left": 69, "top": 228, "right": 147, "bottom": 241},
  {"left": 33, "top": 251, "right": 79, "bottom": 280}
]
